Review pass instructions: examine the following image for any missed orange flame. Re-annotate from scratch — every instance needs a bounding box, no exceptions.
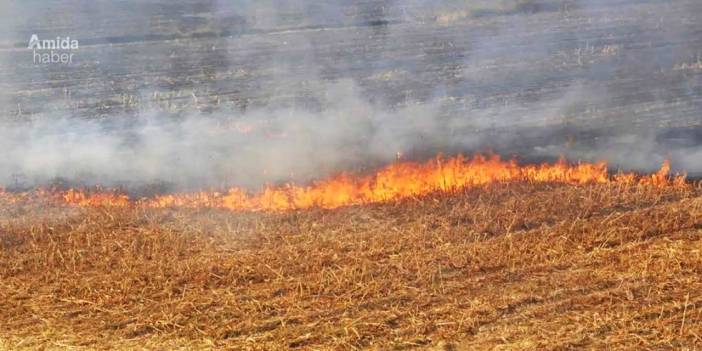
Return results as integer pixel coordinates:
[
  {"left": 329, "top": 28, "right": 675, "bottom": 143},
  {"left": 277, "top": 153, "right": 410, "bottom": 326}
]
[{"left": 0, "top": 155, "right": 687, "bottom": 211}]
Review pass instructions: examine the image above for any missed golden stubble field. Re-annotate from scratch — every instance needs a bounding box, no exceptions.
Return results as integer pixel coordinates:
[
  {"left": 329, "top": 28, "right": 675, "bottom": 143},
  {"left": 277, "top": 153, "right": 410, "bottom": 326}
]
[{"left": 1, "top": 182, "right": 702, "bottom": 350}]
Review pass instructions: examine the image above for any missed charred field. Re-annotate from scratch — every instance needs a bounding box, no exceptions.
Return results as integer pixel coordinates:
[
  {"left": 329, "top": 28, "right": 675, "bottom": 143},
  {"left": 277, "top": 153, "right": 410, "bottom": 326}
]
[
  {"left": 2, "top": 180, "right": 702, "bottom": 350},
  {"left": 3, "top": 0, "right": 702, "bottom": 350}
]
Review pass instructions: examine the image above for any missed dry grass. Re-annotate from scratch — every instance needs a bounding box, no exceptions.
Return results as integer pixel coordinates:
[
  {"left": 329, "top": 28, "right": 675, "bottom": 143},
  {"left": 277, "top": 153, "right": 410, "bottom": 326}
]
[{"left": 2, "top": 182, "right": 702, "bottom": 350}]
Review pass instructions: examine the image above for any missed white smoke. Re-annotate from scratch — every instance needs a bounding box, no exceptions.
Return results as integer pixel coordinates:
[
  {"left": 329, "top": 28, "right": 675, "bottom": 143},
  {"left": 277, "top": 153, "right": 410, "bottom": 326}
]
[
  {"left": 1, "top": 0, "right": 701, "bottom": 190},
  {"left": 0, "top": 79, "right": 454, "bottom": 189}
]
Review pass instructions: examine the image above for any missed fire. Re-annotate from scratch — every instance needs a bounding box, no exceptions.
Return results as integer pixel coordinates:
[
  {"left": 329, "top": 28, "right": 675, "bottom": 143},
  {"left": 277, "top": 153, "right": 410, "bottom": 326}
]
[
  {"left": 60, "top": 188, "right": 131, "bottom": 208},
  {"left": 0, "top": 155, "right": 687, "bottom": 211}
]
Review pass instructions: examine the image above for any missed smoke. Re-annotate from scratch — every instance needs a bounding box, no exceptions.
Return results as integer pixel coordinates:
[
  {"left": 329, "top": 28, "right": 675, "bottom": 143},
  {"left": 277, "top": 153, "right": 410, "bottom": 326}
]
[
  {"left": 1, "top": 0, "right": 702, "bottom": 190},
  {"left": 0, "top": 80, "right": 450, "bottom": 189}
]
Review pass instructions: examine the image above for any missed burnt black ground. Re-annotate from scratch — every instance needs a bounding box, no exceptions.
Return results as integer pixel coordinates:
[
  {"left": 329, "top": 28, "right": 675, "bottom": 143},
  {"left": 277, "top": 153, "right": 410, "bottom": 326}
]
[{"left": 1, "top": 0, "right": 702, "bottom": 175}]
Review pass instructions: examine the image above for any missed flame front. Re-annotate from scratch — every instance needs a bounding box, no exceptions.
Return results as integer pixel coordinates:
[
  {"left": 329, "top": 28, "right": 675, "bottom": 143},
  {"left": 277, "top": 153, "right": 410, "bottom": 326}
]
[{"left": 0, "top": 155, "right": 687, "bottom": 211}]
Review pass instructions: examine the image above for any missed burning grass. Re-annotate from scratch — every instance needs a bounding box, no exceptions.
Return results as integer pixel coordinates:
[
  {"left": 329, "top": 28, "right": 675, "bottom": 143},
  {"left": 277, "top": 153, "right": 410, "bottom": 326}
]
[
  {"left": 1, "top": 177, "right": 702, "bottom": 350},
  {"left": 0, "top": 155, "right": 686, "bottom": 212}
]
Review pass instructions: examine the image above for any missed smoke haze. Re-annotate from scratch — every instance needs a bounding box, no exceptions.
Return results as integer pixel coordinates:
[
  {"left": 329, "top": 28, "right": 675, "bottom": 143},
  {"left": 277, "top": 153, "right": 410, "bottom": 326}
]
[{"left": 1, "top": 0, "right": 702, "bottom": 190}]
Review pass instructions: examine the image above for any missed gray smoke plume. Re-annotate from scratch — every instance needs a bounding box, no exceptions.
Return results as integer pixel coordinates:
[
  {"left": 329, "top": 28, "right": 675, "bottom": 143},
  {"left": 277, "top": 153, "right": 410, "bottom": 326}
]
[
  {"left": 0, "top": 80, "right": 449, "bottom": 189},
  {"left": 1, "top": 0, "right": 702, "bottom": 190}
]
